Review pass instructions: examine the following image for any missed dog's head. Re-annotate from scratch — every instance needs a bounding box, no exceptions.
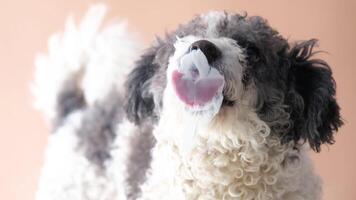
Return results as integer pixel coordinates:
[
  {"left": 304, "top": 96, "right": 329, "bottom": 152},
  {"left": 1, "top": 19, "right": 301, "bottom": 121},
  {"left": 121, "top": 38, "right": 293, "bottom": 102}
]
[{"left": 125, "top": 12, "right": 342, "bottom": 152}]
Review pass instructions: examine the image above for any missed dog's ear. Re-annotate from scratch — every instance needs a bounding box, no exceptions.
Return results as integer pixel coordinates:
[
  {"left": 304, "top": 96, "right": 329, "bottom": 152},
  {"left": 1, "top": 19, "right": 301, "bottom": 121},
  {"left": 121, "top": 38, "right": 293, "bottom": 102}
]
[
  {"left": 125, "top": 47, "right": 159, "bottom": 125},
  {"left": 287, "top": 39, "right": 343, "bottom": 152}
]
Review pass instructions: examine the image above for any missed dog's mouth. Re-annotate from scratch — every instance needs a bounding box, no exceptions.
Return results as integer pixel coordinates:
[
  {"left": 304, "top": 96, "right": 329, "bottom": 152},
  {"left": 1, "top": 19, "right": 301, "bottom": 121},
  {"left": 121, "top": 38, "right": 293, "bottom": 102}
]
[{"left": 171, "top": 49, "right": 225, "bottom": 111}]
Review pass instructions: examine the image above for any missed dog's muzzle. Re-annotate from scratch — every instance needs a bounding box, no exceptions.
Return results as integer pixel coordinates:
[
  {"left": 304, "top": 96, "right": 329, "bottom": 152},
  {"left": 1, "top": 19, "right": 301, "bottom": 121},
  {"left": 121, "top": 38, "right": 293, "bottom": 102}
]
[{"left": 171, "top": 40, "right": 225, "bottom": 107}]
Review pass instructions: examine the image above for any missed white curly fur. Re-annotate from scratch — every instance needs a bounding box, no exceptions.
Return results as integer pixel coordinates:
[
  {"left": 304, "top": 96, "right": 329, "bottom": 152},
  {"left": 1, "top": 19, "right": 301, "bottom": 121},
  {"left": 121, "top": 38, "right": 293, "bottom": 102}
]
[{"left": 139, "top": 96, "right": 321, "bottom": 200}]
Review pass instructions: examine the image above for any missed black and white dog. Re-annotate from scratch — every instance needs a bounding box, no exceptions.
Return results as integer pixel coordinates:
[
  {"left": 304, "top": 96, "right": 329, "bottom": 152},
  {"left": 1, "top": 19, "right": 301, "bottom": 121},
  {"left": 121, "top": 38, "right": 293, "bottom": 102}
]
[{"left": 33, "top": 5, "right": 342, "bottom": 200}]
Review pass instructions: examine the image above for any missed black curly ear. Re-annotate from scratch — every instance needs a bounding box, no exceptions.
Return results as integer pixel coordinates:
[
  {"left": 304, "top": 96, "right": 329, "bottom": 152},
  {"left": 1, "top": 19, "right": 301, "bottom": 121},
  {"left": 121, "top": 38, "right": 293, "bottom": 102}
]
[
  {"left": 125, "top": 48, "right": 158, "bottom": 125},
  {"left": 288, "top": 39, "right": 343, "bottom": 152}
]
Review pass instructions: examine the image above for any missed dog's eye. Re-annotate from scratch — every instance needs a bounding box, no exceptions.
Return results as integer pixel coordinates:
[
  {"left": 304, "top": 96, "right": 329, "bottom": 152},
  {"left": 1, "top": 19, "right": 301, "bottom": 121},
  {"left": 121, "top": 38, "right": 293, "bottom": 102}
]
[
  {"left": 245, "top": 45, "right": 260, "bottom": 63},
  {"left": 222, "top": 98, "right": 235, "bottom": 107}
]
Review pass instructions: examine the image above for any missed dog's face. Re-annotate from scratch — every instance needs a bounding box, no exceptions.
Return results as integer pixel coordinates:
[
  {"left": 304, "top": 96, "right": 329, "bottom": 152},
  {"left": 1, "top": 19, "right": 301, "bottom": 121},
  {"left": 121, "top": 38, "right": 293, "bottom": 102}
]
[{"left": 125, "top": 12, "right": 342, "bottom": 151}]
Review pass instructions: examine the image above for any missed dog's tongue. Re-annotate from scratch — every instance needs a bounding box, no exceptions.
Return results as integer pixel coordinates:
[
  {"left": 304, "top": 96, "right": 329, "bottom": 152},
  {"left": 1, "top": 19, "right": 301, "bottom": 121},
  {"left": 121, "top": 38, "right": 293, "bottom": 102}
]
[
  {"left": 172, "top": 71, "right": 223, "bottom": 106},
  {"left": 171, "top": 50, "right": 224, "bottom": 106}
]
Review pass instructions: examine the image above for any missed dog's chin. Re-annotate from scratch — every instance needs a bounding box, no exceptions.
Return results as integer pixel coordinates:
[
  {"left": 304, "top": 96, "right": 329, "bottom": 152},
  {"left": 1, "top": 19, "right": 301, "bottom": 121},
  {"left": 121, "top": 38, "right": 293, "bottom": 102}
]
[
  {"left": 182, "top": 94, "right": 223, "bottom": 119},
  {"left": 172, "top": 91, "right": 224, "bottom": 156}
]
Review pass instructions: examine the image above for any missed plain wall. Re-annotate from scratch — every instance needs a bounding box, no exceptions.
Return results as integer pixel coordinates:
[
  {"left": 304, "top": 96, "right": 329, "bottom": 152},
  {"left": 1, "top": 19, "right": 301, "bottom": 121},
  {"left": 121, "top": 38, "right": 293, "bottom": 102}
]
[{"left": 0, "top": 0, "right": 355, "bottom": 199}]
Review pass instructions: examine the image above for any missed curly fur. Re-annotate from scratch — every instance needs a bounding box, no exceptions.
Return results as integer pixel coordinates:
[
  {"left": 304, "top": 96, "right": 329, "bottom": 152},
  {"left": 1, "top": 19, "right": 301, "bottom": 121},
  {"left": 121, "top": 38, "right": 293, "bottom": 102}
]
[
  {"left": 139, "top": 104, "right": 321, "bottom": 200},
  {"left": 34, "top": 5, "right": 342, "bottom": 200}
]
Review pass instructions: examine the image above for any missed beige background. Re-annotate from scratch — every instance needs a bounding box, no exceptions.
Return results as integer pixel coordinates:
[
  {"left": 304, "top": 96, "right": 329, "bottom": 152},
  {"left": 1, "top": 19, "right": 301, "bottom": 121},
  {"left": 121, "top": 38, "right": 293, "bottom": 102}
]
[{"left": 1, "top": 0, "right": 355, "bottom": 199}]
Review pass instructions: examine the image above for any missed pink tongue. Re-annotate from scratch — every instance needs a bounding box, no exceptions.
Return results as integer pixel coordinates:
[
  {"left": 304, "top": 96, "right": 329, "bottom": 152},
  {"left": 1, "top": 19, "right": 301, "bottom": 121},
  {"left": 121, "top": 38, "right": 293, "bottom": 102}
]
[{"left": 172, "top": 70, "right": 224, "bottom": 106}]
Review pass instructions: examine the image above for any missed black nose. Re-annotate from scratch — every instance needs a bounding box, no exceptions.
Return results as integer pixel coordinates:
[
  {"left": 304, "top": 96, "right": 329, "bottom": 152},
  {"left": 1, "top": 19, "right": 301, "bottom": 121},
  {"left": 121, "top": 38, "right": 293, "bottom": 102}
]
[{"left": 190, "top": 40, "right": 221, "bottom": 64}]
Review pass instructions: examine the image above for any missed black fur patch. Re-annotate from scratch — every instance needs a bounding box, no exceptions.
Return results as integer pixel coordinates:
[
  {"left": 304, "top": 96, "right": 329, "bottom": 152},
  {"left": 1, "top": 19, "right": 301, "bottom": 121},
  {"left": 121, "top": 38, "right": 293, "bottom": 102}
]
[
  {"left": 125, "top": 47, "right": 159, "bottom": 125},
  {"left": 55, "top": 78, "right": 86, "bottom": 127},
  {"left": 77, "top": 91, "right": 123, "bottom": 168},
  {"left": 285, "top": 40, "right": 343, "bottom": 151},
  {"left": 125, "top": 122, "right": 155, "bottom": 199}
]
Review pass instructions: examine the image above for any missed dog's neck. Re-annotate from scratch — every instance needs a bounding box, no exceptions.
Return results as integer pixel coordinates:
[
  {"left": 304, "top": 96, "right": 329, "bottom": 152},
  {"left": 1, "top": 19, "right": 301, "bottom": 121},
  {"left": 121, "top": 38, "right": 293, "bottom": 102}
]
[{"left": 140, "top": 105, "right": 302, "bottom": 200}]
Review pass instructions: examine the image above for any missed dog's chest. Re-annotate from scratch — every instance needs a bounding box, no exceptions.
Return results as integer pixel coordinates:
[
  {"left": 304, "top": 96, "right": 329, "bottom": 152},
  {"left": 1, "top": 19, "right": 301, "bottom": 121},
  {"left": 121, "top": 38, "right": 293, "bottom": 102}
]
[{"left": 139, "top": 112, "right": 303, "bottom": 200}]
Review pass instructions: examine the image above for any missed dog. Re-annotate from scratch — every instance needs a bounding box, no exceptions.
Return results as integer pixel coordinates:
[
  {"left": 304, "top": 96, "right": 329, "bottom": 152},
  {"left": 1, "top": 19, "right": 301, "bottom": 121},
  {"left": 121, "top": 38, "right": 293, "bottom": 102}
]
[{"left": 33, "top": 5, "right": 342, "bottom": 200}]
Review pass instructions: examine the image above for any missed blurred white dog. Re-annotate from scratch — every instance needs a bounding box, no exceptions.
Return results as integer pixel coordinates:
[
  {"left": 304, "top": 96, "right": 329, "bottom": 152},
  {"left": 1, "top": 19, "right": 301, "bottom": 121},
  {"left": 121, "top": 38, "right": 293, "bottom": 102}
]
[{"left": 33, "top": 5, "right": 342, "bottom": 200}]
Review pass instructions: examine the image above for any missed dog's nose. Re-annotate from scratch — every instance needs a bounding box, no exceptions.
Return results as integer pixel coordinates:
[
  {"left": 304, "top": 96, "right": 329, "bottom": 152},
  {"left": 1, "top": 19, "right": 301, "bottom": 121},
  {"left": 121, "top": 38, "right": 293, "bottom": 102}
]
[{"left": 190, "top": 40, "right": 221, "bottom": 64}]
